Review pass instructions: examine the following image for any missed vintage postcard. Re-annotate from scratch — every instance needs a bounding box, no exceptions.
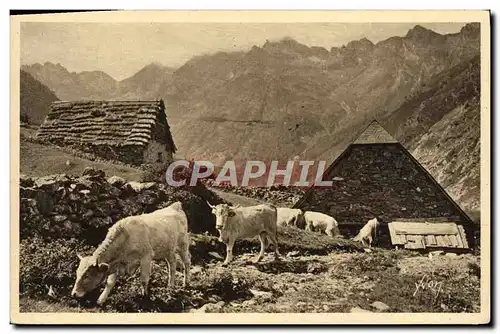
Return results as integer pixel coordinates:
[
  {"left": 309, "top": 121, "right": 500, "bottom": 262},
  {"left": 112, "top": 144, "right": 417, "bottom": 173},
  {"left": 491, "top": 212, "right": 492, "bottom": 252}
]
[{"left": 10, "top": 10, "right": 491, "bottom": 325}]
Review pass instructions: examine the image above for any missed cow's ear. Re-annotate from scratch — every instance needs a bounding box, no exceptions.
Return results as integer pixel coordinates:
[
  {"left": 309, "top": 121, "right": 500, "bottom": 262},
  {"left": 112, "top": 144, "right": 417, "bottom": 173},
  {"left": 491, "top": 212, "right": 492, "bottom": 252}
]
[
  {"left": 228, "top": 210, "right": 236, "bottom": 217},
  {"left": 98, "top": 262, "right": 109, "bottom": 272}
]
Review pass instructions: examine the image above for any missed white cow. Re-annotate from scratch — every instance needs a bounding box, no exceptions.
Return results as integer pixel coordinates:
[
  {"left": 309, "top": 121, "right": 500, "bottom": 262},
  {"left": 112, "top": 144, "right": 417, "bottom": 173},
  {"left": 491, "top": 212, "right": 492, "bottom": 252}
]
[
  {"left": 352, "top": 218, "right": 380, "bottom": 247},
  {"left": 304, "top": 211, "right": 342, "bottom": 237},
  {"left": 276, "top": 208, "right": 304, "bottom": 228},
  {"left": 70, "top": 201, "right": 191, "bottom": 305},
  {"left": 207, "top": 202, "right": 280, "bottom": 265}
]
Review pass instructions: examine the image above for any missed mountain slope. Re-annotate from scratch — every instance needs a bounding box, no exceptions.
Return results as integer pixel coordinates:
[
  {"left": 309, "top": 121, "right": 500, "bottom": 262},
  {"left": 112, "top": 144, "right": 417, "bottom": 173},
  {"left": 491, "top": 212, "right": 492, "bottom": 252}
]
[
  {"left": 20, "top": 70, "right": 59, "bottom": 124},
  {"left": 382, "top": 55, "right": 480, "bottom": 217},
  {"left": 116, "top": 63, "right": 174, "bottom": 100}
]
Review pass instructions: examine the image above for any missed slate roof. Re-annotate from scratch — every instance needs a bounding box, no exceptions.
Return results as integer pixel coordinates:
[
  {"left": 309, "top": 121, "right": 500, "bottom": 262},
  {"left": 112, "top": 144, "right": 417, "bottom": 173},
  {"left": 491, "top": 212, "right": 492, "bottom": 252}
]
[{"left": 35, "top": 100, "right": 176, "bottom": 152}]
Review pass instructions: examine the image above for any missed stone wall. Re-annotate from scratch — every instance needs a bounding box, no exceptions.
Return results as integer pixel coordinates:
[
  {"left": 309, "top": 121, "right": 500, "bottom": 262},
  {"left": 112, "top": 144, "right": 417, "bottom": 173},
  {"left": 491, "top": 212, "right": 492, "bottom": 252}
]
[
  {"left": 144, "top": 140, "right": 173, "bottom": 165},
  {"left": 20, "top": 168, "right": 226, "bottom": 245}
]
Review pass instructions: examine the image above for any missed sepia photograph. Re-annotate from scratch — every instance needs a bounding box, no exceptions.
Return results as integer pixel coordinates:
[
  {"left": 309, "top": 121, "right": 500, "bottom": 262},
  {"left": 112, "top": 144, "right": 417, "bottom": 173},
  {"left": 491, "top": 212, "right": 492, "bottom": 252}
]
[{"left": 9, "top": 10, "right": 491, "bottom": 325}]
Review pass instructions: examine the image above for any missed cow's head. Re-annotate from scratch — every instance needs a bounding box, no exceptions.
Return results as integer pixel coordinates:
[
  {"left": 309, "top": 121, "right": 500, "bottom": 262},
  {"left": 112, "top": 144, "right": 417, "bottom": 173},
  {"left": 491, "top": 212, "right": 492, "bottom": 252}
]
[
  {"left": 294, "top": 209, "right": 306, "bottom": 229},
  {"left": 207, "top": 202, "right": 236, "bottom": 230},
  {"left": 368, "top": 217, "right": 380, "bottom": 227},
  {"left": 71, "top": 253, "right": 109, "bottom": 298}
]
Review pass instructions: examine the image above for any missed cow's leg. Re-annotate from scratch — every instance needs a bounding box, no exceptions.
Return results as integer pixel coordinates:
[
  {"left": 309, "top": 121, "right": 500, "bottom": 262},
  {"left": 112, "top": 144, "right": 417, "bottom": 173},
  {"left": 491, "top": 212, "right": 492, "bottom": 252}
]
[
  {"left": 139, "top": 255, "right": 152, "bottom": 296},
  {"left": 325, "top": 227, "right": 334, "bottom": 237},
  {"left": 166, "top": 252, "right": 177, "bottom": 289},
  {"left": 268, "top": 232, "right": 281, "bottom": 260},
  {"left": 178, "top": 241, "right": 191, "bottom": 288},
  {"left": 97, "top": 273, "right": 117, "bottom": 305},
  {"left": 360, "top": 237, "right": 368, "bottom": 247},
  {"left": 255, "top": 231, "right": 269, "bottom": 263},
  {"left": 222, "top": 238, "right": 235, "bottom": 266},
  {"left": 367, "top": 235, "right": 373, "bottom": 247}
]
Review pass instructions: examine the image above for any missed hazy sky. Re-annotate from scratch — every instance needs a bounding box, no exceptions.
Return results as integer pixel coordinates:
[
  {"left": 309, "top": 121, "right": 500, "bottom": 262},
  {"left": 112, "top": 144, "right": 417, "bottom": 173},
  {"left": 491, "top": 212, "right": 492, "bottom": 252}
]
[{"left": 21, "top": 22, "right": 466, "bottom": 81}]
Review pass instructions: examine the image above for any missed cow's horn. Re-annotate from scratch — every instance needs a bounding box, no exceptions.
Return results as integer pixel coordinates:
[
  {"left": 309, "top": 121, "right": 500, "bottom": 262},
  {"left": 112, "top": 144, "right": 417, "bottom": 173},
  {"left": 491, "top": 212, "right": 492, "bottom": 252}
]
[
  {"left": 76, "top": 252, "right": 83, "bottom": 260},
  {"left": 206, "top": 201, "right": 215, "bottom": 209}
]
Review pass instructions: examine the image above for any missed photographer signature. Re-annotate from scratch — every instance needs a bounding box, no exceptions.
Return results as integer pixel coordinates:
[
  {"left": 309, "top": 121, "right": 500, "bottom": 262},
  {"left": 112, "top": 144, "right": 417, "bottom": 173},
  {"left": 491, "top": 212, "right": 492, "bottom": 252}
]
[{"left": 413, "top": 274, "right": 443, "bottom": 299}]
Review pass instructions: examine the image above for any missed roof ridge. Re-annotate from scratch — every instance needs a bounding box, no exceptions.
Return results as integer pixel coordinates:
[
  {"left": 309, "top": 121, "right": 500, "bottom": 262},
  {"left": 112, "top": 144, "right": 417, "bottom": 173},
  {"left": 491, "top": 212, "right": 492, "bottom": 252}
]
[{"left": 352, "top": 119, "right": 399, "bottom": 144}]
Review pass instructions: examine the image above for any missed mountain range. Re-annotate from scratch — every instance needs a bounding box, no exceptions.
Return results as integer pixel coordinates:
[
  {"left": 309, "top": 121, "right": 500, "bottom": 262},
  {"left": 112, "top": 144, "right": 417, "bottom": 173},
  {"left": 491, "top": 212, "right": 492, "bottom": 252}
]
[{"left": 20, "top": 23, "right": 481, "bottom": 216}]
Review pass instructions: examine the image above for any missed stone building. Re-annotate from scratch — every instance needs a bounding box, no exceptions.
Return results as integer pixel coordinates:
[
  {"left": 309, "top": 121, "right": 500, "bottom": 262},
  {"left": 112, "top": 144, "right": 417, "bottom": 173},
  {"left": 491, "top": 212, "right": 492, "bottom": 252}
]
[
  {"left": 293, "top": 120, "right": 477, "bottom": 248},
  {"left": 35, "top": 99, "right": 176, "bottom": 166}
]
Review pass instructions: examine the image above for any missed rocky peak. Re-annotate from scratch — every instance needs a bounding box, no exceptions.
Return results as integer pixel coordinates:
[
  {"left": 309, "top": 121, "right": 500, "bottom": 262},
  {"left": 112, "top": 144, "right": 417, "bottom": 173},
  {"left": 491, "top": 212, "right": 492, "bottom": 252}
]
[
  {"left": 405, "top": 25, "right": 443, "bottom": 43},
  {"left": 345, "top": 37, "right": 375, "bottom": 52},
  {"left": 263, "top": 37, "right": 311, "bottom": 56},
  {"left": 460, "top": 22, "right": 480, "bottom": 36}
]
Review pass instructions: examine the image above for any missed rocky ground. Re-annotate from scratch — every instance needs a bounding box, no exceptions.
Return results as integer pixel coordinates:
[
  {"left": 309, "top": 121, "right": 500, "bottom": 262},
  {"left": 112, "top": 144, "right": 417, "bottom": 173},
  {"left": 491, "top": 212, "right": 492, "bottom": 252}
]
[
  {"left": 19, "top": 174, "right": 481, "bottom": 314},
  {"left": 20, "top": 239, "right": 480, "bottom": 314}
]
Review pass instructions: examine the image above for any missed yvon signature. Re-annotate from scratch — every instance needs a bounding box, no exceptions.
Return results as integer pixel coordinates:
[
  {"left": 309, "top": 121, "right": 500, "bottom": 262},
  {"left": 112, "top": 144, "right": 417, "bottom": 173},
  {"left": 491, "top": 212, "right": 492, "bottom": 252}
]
[{"left": 413, "top": 274, "right": 443, "bottom": 300}]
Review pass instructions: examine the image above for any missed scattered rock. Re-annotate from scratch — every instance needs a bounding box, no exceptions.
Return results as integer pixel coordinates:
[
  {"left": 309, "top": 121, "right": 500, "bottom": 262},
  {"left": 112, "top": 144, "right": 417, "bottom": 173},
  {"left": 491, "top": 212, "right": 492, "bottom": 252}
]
[
  {"left": 307, "top": 262, "right": 325, "bottom": 274},
  {"left": 333, "top": 177, "right": 344, "bottom": 181},
  {"left": 208, "top": 252, "right": 224, "bottom": 260},
  {"left": 430, "top": 250, "right": 444, "bottom": 256},
  {"left": 350, "top": 307, "right": 372, "bottom": 313},
  {"left": 364, "top": 248, "right": 372, "bottom": 253},
  {"left": 47, "top": 285, "right": 58, "bottom": 299},
  {"left": 322, "top": 304, "right": 330, "bottom": 312},
  {"left": 107, "top": 175, "right": 126, "bottom": 187},
  {"left": 190, "top": 265, "right": 203, "bottom": 275},
  {"left": 242, "top": 299, "right": 256, "bottom": 306},
  {"left": 296, "top": 302, "right": 307, "bottom": 308},
  {"left": 250, "top": 289, "right": 273, "bottom": 300},
  {"left": 52, "top": 215, "right": 67, "bottom": 223},
  {"left": 445, "top": 252, "right": 458, "bottom": 257},
  {"left": 287, "top": 250, "right": 300, "bottom": 257},
  {"left": 82, "top": 167, "right": 105, "bottom": 178},
  {"left": 370, "top": 301, "right": 390, "bottom": 311}
]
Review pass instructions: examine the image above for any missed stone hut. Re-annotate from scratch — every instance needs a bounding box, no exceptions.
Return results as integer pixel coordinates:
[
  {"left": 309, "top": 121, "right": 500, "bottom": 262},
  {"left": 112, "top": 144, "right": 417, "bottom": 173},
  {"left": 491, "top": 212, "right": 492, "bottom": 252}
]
[
  {"left": 293, "top": 120, "right": 477, "bottom": 248},
  {"left": 35, "top": 99, "right": 176, "bottom": 166}
]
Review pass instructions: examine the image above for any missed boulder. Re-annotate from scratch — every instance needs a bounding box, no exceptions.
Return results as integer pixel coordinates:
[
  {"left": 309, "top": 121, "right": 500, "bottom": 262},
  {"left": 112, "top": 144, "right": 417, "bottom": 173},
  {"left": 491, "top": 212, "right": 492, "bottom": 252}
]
[
  {"left": 107, "top": 175, "right": 126, "bottom": 187},
  {"left": 34, "top": 175, "right": 71, "bottom": 193},
  {"left": 82, "top": 167, "right": 105, "bottom": 179},
  {"left": 249, "top": 289, "right": 273, "bottom": 301},
  {"left": 370, "top": 301, "right": 390, "bottom": 311},
  {"left": 20, "top": 175, "right": 34, "bottom": 188}
]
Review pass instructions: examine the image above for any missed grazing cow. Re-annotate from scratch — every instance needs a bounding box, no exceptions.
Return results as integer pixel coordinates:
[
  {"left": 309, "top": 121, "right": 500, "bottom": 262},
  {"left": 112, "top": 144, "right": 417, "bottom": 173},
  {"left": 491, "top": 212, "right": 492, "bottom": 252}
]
[
  {"left": 304, "top": 211, "right": 342, "bottom": 237},
  {"left": 207, "top": 202, "right": 280, "bottom": 265},
  {"left": 352, "top": 218, "right": 380, "bottom": 247},
  {"left": 276, "top": 208, "right": 304, "bottom": 228},
  {"left": 70, "top": 201, "right": 191, "bottom": 305}
]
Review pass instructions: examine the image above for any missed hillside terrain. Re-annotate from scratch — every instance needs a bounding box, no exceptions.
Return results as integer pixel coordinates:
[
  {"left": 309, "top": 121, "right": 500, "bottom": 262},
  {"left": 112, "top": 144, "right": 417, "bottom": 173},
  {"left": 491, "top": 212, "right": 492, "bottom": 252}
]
[
  {"left": 20, "top": 70, "right": 59, "bottom": 125},
  {"left": 382, "top": 55, "right": 480, "bottom": 216},
  {"left": 20, "top": 23, "right": 481, "bottom": 215}
]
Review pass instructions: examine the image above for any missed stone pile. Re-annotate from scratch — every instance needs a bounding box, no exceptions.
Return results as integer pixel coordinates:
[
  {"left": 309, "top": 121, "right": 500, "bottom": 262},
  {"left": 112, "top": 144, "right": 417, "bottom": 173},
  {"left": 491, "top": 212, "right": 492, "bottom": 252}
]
[{"left": 20, "top": 168, "right": 224, "bottom": 245}]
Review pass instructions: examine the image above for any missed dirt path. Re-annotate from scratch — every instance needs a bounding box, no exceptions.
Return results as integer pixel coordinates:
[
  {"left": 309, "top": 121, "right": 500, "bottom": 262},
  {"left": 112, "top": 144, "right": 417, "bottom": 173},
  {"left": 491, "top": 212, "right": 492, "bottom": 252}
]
[{"left": 209, "top": 187, "right": 265, "bottom": 206}]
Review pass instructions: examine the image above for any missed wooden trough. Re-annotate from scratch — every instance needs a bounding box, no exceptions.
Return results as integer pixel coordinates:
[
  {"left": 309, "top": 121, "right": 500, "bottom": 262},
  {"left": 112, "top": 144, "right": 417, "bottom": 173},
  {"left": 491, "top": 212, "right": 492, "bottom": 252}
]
[{"left": 388, "top": 220, "right": 469, "bottom": 251}]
